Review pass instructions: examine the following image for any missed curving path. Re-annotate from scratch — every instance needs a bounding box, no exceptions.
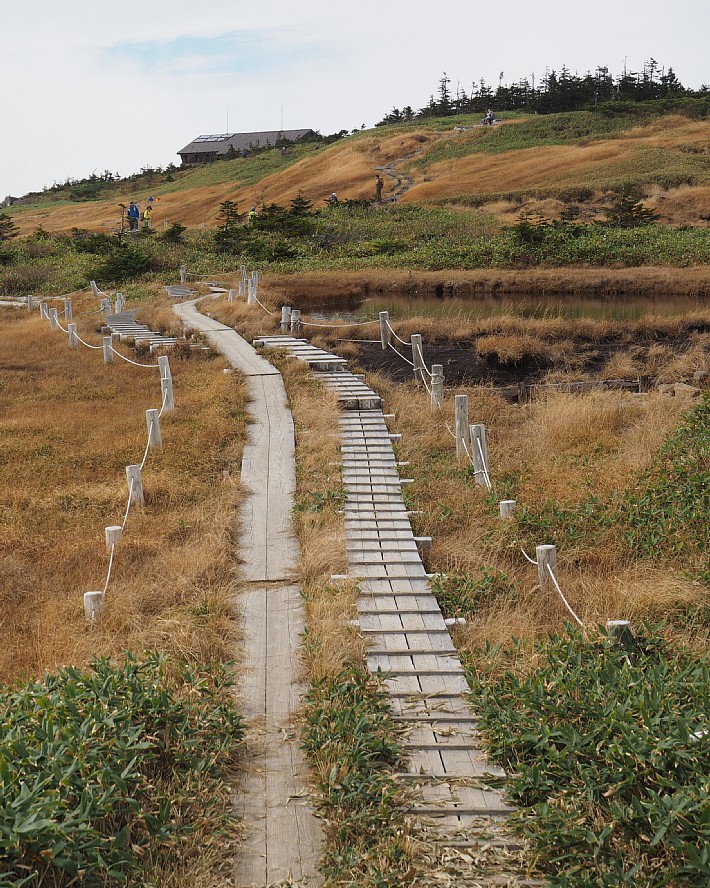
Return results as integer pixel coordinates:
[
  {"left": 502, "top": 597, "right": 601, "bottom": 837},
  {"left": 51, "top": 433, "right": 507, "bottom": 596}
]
[{"left": 173, "top": 299, "right": 322, "bottom": 887}]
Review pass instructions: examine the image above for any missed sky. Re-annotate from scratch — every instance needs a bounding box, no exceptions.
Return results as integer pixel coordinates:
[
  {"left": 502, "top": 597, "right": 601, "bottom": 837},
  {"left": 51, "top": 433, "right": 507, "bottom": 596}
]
[{"left": 2, "top": 0, "right": 709, "bottom": 199}]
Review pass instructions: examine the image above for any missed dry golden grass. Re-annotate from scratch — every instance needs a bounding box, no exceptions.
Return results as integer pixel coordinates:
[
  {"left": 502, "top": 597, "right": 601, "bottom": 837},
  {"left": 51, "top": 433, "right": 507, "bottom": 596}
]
[
  {"left": 0, "top": 302, "right": 248, "bottom": 682},
  {"left": 375, "top": 375, "right": 705, "bottom": 657}
]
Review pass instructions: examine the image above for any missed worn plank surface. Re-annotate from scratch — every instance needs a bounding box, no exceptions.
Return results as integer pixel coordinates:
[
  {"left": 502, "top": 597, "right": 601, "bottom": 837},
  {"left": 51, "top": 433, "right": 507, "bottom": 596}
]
[{"left": 173, "top": 301, "right": 322, "bottom": 887}]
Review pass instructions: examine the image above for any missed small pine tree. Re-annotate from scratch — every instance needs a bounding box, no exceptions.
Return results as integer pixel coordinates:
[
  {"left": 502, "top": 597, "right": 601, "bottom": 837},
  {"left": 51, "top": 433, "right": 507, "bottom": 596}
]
[
  {"left": 604, "top": 190, "right": 659, "bottom": 228},
  {"left": 0, "top": 212, "right": 19, "bottom": 241}
]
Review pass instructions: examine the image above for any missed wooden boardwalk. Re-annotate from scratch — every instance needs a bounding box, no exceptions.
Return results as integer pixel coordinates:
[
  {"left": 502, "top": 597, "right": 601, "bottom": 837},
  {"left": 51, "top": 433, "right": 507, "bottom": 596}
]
[
  {"left": 173, "top": 304, "right": 322, "bottom": 887},
  {"left": 254, "top": 336, "right": 513, "bottom": 830}
]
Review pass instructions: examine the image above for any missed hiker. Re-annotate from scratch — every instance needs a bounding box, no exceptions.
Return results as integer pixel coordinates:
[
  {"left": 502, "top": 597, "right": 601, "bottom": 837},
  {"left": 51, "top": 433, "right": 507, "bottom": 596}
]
[
  {"left": 248, "top": 207, "right": 258, "bottom": 224},
  {"left": 482, "top": 109, "right": 496, "bottom": 126},
  {"left": 375, "top": 175, "right": 384, "bottom": 202},
  {"left": 327, "top": 192, "right": 339, "bottom": 206},
  {"left": 142, "top": 203, "right": 153, "bottom": 229},
  {"left": 127, "top": 201, "right": 140, "bottom": 230}
]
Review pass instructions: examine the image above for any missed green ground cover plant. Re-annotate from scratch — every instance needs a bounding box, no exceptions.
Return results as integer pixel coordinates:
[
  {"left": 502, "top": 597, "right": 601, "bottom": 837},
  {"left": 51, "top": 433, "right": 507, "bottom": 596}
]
[
  {"left": 511, "top": 394, "right": 709, "bottom": 582},
  {"left": 468, "top": 627, "right": 710, "bottom": 886},
  {"left": 0, "top": 653, "right": 243, "bottom": 887},
  {"left": 301, "top": 667, "right": 409, "bottom": 886}
]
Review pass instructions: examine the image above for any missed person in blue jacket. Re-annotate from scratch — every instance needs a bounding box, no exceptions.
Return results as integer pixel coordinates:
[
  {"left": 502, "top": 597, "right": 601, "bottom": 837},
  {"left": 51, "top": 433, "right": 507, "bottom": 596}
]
[{"left": 127, "top": 201, "right": 140, "bottom": 230}]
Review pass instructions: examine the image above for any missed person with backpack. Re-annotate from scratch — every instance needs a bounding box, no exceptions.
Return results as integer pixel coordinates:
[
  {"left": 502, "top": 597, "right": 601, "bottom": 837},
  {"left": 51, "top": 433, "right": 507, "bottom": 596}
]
[
  {"left": 142, "top": 204, "right": 153, "bottom": 229},
  {"left": 127, "top": 201, "right": 140, "bottom": 230}
]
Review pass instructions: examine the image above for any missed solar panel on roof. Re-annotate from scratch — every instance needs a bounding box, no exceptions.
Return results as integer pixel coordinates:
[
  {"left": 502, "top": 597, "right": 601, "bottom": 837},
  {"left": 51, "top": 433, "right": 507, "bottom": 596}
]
[{"left": 194, "top": 134, "right": 233, "bottom": 143}]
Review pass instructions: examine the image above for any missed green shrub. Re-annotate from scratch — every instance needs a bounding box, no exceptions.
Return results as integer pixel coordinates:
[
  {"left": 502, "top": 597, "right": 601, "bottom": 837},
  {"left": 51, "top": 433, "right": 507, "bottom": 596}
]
[
  {"left": 470, "top": 627, "right": 710, "bottom": 886},
  {"left": 0, "top": 653, "right": 243, "bottom": 886},
  {"left": 97, "top": 246, "right": 152, "bottom": 283}
]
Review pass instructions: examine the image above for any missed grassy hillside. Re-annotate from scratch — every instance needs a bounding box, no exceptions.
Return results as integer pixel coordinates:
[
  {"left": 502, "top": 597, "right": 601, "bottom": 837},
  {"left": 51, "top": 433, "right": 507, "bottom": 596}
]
[{"left": 6, "top": 107, "right": 710, "bottom": 238}]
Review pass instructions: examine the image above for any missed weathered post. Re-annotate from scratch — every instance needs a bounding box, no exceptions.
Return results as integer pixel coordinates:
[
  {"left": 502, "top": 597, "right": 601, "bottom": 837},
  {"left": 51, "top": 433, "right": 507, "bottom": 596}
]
[
  {"left": 179, "top": 264, "right": 187, "bottom": 284},
  {"left": 68, "top": 323, "right": 79, "bottom": 349},
  {"left": 238, "top": 279, "right": 246, "bottom": 296},
  {"left": 126, "top": 465, "right": 145, "bottom": 506},
  {"left": 247, "top": 282, "right": 257, "bottom": 305},
  {"left": 63, "top": 298, "right": 73, "bottom": 321},
  {"left": 103, "top": 336, "right": 114, "bottom": 364},
  {"left": 251, "top": 270, "right": 258, "bottom": 288},
  {"left": 454, "top": 394, "right": 468, "bottom": 458},
  {"left": 280, "top": 305, "right": 291, "bottom": 332},
  {"left": 146, "top": 408, "right": 162, "bottom": 449},
  {"left": 40, "top": 302, "right": 49, "bottom": 319},
  {"left": 90, "top": 280, "right": 101, "bottom": 298},
  {"left": 240, "top": 264, "right": 248, "bottom": 282},
  {"left": 469, "top": 423, "right": 488, "bottom": 487},
  {"left": 228, "top": 289, "right": 236, "bottom": 303},
  {"left": 606, "top": 619, "right": 634, "bottom": 648},
  {"left": 83, "top": 591, "right": 104, "bottom": 622},
  {"left": 116, "top": 292, "right": 125, "bottom": 312},
  {"left": 27, "top": 294, "right": 34, "bottom": 312},
  {"left": 290, "top": 309, "right": 301, "bottom": 333},
  {"left": 431, "top": 364, "right": 444, "bottom": 408},
  {"left": 379, "top": 311, "right": 391, "bottom": 351},
  {"left": 49, "top": 307, "right": 59, "bottom": 330},
  {"left": 536, "top": 544, "right": 557, "bottom": 589},
  {"left": 161, "top": 376, "right": 175, "bottom": 412},
  {"left": 158, "top": 355, "right": 172, "bottom": 380},
  {"left": 411, "top": 334, "right": 424, "bottom": 382},
  {"left": 105, "top": 525, "right": 123, "bottom": 551},
  {"left": 499, "top": 499, "right": 517, "bottom": 518}
]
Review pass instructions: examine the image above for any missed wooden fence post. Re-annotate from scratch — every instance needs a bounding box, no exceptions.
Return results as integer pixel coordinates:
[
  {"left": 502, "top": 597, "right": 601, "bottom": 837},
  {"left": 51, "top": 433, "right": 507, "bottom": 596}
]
[
  {"left": 68, "top": 323, "right": 78, "bottom": 349},
  {"left": 454, "top": 394, "right": 468, "bottom": 458},
  {"left": 469, "top": 423, "right": 488, "bottom": 487},
  {"left": 238, "top": 280, "right": 246, "bottom": 296},
  {"left": 126, "top": 465, "right": 145, "bottom": 506},
  {"left": 158, "top": 355, "right": 171, "bottom": 379},
  {"left": 606, "top": 619, "right": 634, "bottom": 648},
  {"left": 105, "top": 525, "right": 123, "bottom": 551},
  {"left": 160, "top": 377, "right": 174, "bottom": 412},
  {"left": 536, "top": 544, "right": 556, "bottom": 589},
  {"left": 146, "top": 408, "right": 162, "bottom": 448},
  {"left": 90, "top": 280, "right": 101, "bottom": 298},
  {"left": 49, "top": 308, "right": 59, "bottom": 329},
  {"left": 431, "top": 364, "right": 444, "bottom": 408},
  {"left": 64, "top": 298, "right": 73, "bottom": 321},
  {"left": 27, "top": 294, "right": 34, "bottom": 312},
  {"left": 103, "top": 336, "right": 113, "bottom": 364},
  {"left": 499, "top": 499, "right": 517, "bottom": 518},
  {"left": 290, "top": 309, "right": 301, "bottom": 333},
  {"left": 179, "top": 265, "right": 187, "bottom": 284},
  {"left": 280, "top": 306, "right": 291, "bottom": 332},
  {"left": 228, "top": 289, "right": 236, "bottom": 303},
  {"left": 84, "top": 591, "right": 104, "bottom": 621},
  {"left": 40, "top": 302, "right": 49, "bottom": 319},
  {"left": 247, "top": 282, "right": 256, "bottom": 305},
  {"left": 240, "top": 265, "right": 248, "bottom": 282},
  {"left": 379, "top": 311, "right": 391, "bottom": 351},
  {"left": 411, "top": 334, "right": 424, "bottom": 382}
]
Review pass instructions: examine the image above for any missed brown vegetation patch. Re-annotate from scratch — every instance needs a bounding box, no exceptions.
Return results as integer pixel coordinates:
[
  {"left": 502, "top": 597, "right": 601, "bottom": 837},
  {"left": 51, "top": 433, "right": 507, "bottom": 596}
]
[{"left": 0, "top": 303, "right": 247, "bottom": 682}]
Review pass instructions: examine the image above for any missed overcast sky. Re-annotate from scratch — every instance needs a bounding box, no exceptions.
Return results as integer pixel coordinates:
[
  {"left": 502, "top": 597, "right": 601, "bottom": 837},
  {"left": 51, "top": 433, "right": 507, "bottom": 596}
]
[{"left": 2, "top": 0, "right": 709, "bottom": 199}]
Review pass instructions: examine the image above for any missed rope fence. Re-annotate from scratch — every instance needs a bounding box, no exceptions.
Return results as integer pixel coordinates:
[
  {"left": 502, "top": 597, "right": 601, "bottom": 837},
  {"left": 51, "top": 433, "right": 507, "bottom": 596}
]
[
  {"left": 178, "top": 263, "right": 609, "bottom": 639},
  {"left": 37, "top": 283, "right": 174, "bottom": 621}
]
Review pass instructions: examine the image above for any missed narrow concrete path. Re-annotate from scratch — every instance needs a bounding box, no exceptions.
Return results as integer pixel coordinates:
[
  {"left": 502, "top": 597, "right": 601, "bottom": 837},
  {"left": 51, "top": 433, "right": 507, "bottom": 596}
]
[{"left": 173, "top": 300, "right": 322, "bottom": 887}]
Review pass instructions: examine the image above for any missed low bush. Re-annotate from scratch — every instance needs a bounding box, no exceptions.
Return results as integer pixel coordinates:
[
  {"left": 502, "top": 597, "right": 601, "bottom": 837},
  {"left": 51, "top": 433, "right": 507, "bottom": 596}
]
[
  {"left": 470, "top": 627, "right": 710, "bottom": 886},
  {"left": 0, "top": 653, "right": 243, "bottom": 886}
]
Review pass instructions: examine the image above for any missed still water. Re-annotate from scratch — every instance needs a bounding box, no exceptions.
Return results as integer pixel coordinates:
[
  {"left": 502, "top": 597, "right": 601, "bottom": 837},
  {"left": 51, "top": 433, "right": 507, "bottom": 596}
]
[{"left": 300, "top": 292, "right": 710, "bottom": 323}]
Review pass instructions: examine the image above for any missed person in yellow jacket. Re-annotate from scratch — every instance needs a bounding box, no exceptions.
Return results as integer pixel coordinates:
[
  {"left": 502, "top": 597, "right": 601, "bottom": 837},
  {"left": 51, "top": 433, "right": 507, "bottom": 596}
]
[{"left": 142, "top": 204, "right": 153, "bottom": 229}]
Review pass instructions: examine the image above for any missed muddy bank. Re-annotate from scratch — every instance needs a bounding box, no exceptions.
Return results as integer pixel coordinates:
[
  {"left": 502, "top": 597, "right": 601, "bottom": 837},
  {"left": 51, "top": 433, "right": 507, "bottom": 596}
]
[{"left": 265, "top": 267, "right": 710, "bottom": 303}]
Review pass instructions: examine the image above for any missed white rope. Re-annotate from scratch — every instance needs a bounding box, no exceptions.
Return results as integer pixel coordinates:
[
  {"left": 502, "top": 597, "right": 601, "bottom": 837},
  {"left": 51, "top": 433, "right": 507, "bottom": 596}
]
[
  {"left": 102, "top": 543, "right": 116, "bottom": 595},
  {"left": 299, "top": 318, "right": 380, "bottom": 329},
  {"left": 109, "top": 345, "right": 160, "bottom": 368},
  {"left": 476, "top": 437, "right": 493, "bottom": 491},
  {"left": 521, "top": 548, "right": 538, "bottom": 565},
  {"left": 444, "top": 422, "right": 457, "bottom": 441},
  {"left": 547, "top": 564, "right": 585, "bottom": 627},
  {"left": 415, "top": 341, "right": 433, "bottom": 378},
  {"left": 420, "top": 369, "right": 433, "bottom": 398},
  {"left": 158, "top": 384, "right": 170, "bottom": 419},
  {"left": 56, "top": 318, "right": 69, "bottom": 334},
  {"left": 387, "top": 341, "right": 416, "bottom": 368},
  {"left": 139, "top": 426, "right": 153, "bottom": 471},
  {"left": 75, "top": 333, "right": 103, "bottom": 350},
  {"left": 335, "top": 338, "right": 381, "bottom": 343},
  {"left": 386, "top": 318, "right": 411, "bottom": 346},
  {"left": 254, "top": 293, "right": 276, "bottom": 316},
  {"left": 122, "top": 478, "right": 134, "bottom": 530}
]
